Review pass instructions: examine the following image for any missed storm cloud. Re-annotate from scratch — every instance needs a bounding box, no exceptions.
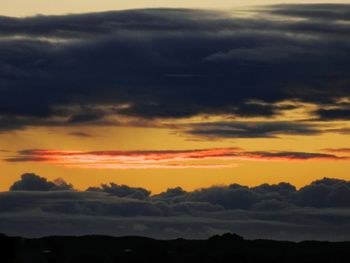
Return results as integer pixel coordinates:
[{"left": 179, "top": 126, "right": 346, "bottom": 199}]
[{"left": 0, "top": 5, "right": 350, "bottom": 134}]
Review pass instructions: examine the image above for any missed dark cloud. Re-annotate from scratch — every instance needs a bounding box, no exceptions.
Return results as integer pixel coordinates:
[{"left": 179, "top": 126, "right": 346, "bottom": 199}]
[
  {"left": 0, "top": 5, "right": 350, "bottom": 132},
  {"left": 241, "top": 151, "right": 348, "bottom": 160},
  {"left": 315, "top": 108, "right": 350, "bottom": 121},
  {"left": 87, "top": 183, "right": 151, "bottom": 200},
  {"left": 297, "top": 178, "right": 350, "bottom": 208},
  {"left": 9, "top": 173, "right": 74, "bottom": 191},
  {"left": 251, "top": 199, "right": 292, "bottom": 211},
  {"left": 188, "top": 186, "right": 261, "bottom": 210},
  {"left": 152, "top": 187, "right": 187, "bottom": 203},
  {"left": 184, "top": 121, "right": 321, "bottom": 138},
  {"left": 2, "top": 177, "right": 350, "bottom": 240},
  {"left": 154, "top": 178, "right": 350, "bottom": 209}
]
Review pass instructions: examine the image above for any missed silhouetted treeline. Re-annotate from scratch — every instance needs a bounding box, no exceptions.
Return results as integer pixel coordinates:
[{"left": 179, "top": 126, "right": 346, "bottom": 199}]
[{"left": 1, "top": 233, "right": 350, "bottom": 263}]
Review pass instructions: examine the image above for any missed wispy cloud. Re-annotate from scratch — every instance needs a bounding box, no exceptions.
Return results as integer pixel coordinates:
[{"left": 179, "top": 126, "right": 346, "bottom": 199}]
[
  {"left": 183, "top": 121, "right": 321, "bottom": 139},
  {"left": 5, "top": 148, "right": 242, "bottom": 169},
  {"left": 67, "top": 132, "right": 93, "bottom": 137},
  {"left": 5, "top": 148, "right": 349, "bottom": 169},
  {"left": 323, "top": 148, "right": 350, "bottom": 153}
]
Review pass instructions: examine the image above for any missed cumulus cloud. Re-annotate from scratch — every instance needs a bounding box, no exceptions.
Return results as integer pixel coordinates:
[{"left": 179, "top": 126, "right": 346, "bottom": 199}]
[
  {"left": 297, "top": 178, "right": 350, "bottom": 208},
  {"left": 152, "top": 187, "right": 187, "bottom": 202},
  {"left": 9, "top": 174, "right": 350, "bottom": 209},
  {"left": 2, "top": 176, "right": 350, "bottom": 240},
  {"left": 87, "top": 183, "right": 151, "bottom": 200},
  {"left": 9, "top": 173, "right": 74, "bottom": 191},
  {"left": 0, "top": 5, "right": 350, "bottom": 134},
  {"left": 156, "top": 182, "right": 295, "bottom": 210},
  {"left": 159, "top": 178, "right": 350, "bottom": 209}
]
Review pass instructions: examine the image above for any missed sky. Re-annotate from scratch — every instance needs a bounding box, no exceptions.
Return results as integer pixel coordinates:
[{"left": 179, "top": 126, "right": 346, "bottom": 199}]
[
  {"left": 1, "top": 0, "right": 348, "bottom": 17},
  {"left": 1, "top": 1, "right": 350, "bottom": 239}
]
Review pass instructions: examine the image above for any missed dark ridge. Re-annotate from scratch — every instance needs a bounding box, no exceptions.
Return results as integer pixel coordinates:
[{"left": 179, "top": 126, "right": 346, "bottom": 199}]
[{"left": 1, "top": 233, "right": 350, "bottom": 262}]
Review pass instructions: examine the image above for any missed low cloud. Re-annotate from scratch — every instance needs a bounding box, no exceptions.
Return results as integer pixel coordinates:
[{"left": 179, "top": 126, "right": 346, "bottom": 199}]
[
  {"left": 87, "top": 183, "right": 151, "bottom": 200},
  {"left": 8, "top": 173, "right": 350, "bottom": 209},
  {"left": 10, "top": 173, "right": 74, "bottom": 191},
  {"left": 2, "top": 175, "right": 350, "bottom": 240},
  {"left": 154, "top": 179, "right": 350, "bottom": 210}
]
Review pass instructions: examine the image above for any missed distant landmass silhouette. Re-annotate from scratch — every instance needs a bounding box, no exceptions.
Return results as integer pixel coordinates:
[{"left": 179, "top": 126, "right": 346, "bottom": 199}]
[{"left": 1, "top": 233, "right": 350, "bottom": 262}]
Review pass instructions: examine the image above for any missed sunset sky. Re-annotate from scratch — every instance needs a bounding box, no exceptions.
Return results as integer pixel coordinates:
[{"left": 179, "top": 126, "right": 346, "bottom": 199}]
[
  {"left": 1, "top": 0, "right": 350, "bottom": 240},
  {"left": 2, "top": 0, "right": 347, "bottom": 17},
  {"left": 1, "top": 1, "right": 350, "bottom": 195}
]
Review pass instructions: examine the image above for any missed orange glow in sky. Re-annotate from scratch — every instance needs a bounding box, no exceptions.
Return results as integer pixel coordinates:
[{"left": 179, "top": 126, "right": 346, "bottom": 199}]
[
  {"left": 5, "top": 148, "right": 350, "bottom": 170},
  {"left": 1, "top": 2, "right": 350, "bottom": 194}
]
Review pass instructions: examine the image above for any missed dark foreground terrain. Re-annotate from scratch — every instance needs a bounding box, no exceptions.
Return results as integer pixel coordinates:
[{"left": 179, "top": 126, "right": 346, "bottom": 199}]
[{"left": 1, "top": 233, "right": 350, "bottom": 263}]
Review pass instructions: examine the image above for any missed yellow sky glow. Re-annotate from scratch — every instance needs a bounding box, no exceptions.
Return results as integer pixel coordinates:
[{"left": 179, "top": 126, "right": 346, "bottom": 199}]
[
  {"left": 1, "top": 1, "right": 350, "bottom": 194},
  {"left": 1, "top": 124, "right": 350, "bottom": 193},
  {"left": 1, "top": 0, "right": 349, "bottom": 17}
]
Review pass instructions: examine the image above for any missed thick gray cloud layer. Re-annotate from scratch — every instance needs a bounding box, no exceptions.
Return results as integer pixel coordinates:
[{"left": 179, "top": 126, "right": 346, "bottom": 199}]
[
  {"left": 0, "top": 5, "right": 350, "bottom": 134},
  {"left": 2, "top": 173, "right": 350, "bottom": 240}
]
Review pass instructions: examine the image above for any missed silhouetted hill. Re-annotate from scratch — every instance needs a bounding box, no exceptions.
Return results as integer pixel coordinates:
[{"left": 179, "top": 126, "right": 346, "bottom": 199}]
[{"left": 1, "top": 233, "right": 350, "bottom": 263}]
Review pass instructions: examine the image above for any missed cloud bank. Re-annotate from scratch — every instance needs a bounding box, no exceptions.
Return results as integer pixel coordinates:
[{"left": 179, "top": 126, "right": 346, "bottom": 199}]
[{"left": 1, "top": 173, "right": 350, "bottom": 240}]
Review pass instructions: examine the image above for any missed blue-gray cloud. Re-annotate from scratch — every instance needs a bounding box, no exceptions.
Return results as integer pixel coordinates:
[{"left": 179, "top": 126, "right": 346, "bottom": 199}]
[
  {"left": 9, "top": 173, "right": 74, "bottom": 191},
  {"left": 2, "top": 174, "right": 350, "bottom": 240},
  {"left": 0, "top": 5, "right": 350, "bottom": 132},
  {"left": 87, "top": 183, "right": 151, "bottom": 200},
  {"left": 183, "top": 121, "right": 321, "bottom": 138}
]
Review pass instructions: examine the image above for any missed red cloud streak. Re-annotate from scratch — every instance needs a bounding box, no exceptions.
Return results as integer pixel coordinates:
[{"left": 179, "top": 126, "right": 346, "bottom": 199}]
[
  {"left": 4, "top": 148, "right": 349, "bottom": 169},
  {"left": 323, "top": 148, "right": 350, "bottom": 153}
]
